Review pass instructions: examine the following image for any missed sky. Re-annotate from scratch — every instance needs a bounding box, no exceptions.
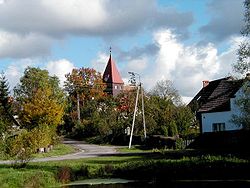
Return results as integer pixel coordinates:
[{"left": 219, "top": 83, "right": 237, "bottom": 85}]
[{"left": 0, "top": 0, "right": 246, "bottom": 103}]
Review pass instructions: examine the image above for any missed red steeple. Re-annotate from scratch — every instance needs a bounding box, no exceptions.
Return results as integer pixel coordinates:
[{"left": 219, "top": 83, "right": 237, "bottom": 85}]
[
  {"left": 103, "top": 48, "right": 124, "bottom": 96},
  {"left": 103, "top": 51, "right": 124, "bottom": 84}
]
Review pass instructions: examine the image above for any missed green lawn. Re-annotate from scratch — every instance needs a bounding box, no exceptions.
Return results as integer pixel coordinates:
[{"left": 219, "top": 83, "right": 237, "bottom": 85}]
[
  {"left": 116, "top": 145, "right": 153, "bottom": 153},
  {"left": 32, "top": 143, "right": 77, "bottom": 158},
  {"left": 0, "top": 143, "right": 77, "bottom": 161},
  {"left": 0, "top": 150, "right": 250, "bottom": 187}
]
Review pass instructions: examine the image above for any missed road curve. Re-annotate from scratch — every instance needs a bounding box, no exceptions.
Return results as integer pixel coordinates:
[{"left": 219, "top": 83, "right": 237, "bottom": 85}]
[{"left": 0, "top": 139, "right": 121, "bottom": 164}]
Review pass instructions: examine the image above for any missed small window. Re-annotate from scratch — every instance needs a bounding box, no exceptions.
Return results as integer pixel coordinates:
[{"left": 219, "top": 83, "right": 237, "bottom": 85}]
[
  {"left": 114, "top": 85, "right": 118, "bottom": 89},
  {"left": 212, "top": 123, "right": 225, "bottom": 132}
]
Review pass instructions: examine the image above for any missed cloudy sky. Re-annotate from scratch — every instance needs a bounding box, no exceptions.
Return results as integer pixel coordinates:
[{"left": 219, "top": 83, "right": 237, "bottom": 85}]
[{"left": 0, "top": 0, "right": 245, "bottom": 103}]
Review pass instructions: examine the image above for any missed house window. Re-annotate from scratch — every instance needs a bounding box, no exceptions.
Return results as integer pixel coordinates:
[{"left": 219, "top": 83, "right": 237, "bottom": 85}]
[
  {"left": 114, "top": 85, "right": 118, "bottom": 89},
  {"left": 212, "top": 123, "right": 226, "bottom": 132}
]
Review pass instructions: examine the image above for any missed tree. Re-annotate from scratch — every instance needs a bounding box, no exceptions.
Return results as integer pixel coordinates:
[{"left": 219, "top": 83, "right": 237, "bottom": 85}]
[
  {"left": 232, "top": 83, "right": 250, "bottom": 128},
  {"left": 64, "top": 68, "right": 105, "bottom": 123},
  {"left": 146, "top": 80, "right": 196, "bottom": 137},
  {"left": 0, "top": 73, "right": 15, "bottom": 133},
  {"left": 20, "top": 87, "right": 64, "bottom": 129},
  {"left": 232, "top": 0, "right": 250, "bottom": 128},
  {"left": 14, "top": 67, "right": 65, "bottom": 129},
  {"left": 234, "top": 0, "right": 250, "bottom": 74},
  {"left": 150, "top": 80, "right": 182, "bottom": 105}
]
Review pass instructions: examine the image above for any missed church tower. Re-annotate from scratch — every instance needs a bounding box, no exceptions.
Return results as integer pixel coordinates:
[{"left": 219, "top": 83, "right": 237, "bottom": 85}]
[{"left": 103, "top": 48, "right": 124, "bottom": 96}]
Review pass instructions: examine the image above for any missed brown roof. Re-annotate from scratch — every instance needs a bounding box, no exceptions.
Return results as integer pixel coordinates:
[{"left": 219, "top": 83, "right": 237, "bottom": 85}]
[
  {"left": 103, "top": 54, "right": 124, "bottom": 84},
  {"left": 189, "top": 77, "right": 244, "bottom": 113}
]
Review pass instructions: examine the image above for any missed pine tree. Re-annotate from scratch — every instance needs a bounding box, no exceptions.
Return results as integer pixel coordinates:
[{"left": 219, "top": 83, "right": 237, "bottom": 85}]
[{"left": 0, "top": 73, "right": 13, "bottom": 133}]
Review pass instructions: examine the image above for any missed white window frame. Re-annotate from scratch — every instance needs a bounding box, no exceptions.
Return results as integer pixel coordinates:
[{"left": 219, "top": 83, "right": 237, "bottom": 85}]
[{"left": 212, "top": 123, "right": 226, "bottom": 132}]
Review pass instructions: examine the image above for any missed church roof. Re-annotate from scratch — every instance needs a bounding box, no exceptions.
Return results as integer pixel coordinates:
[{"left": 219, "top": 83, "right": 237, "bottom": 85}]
[{"left": 103, "top": 54, "right": 124, "bottom": 84}]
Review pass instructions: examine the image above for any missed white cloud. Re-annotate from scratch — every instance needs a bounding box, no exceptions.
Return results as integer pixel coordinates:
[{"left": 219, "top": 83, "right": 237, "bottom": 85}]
[
  {"left": 46, "top": 59, "right": 75, "bottom": 87},
  {"left": 0, "top": 31, "right": 52, "bottom": 58},
  {"left": 0, "top": 0, "right": 194, "bottom": 58},
  {"left": 5, "top": 59, "right": 39, "bottom": 91},
  {"left": 140, "top": 29, "right": 239, "bottom": 103},
  {"left": 4, "top": 58, "right": 75, "bottom": 91},
  {"left": 125, "top": 57, "right": 148, "bottom": 74},
  {"left": 91, "top": 52, "right": 109, "bottom": 73}
]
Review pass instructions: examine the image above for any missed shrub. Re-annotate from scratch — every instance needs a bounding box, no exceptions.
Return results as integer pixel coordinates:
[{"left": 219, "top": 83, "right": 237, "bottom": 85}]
[
  {"left": 176, "top": 138, "right": 185, "bottom": 150},
  {"left": 75, "top": 165, "right": 89, "bottom": 178},
  {"left": 56, "top": 166, "right": 73, "bottom": 183},
  {"left": 6, "top": 130, "right": 36, "bottom": 167}
]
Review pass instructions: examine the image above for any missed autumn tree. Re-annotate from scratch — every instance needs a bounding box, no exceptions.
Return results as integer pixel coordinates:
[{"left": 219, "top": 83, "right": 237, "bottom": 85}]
[
  {"left": 20, "top": 88, "right": 64, "bottom": 129},
  {"left": 14, "top": 67, "right": 65, "bottom": 130},
  {"left": 64, "top": 68, "right": 106, "bottom": 124}
]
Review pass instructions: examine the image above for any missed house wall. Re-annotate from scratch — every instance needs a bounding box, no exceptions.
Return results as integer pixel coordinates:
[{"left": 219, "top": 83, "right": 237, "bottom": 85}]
[
  {"left": 201, "top": 111, "right": 241, "bottom": 132},
  {"left": 201, "top": 89, "right": 243, "bottom": 133}
]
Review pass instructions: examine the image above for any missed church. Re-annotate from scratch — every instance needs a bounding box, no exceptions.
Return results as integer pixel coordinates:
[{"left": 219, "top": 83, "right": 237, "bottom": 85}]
[{"left": 102, "top": 50, "right": 124, "bottom": 96}]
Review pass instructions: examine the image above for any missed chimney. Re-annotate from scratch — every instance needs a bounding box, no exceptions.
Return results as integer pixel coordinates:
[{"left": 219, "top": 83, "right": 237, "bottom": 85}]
[
  {"left": 202, "top": 80, "right": 209, "bottom": 88},
  {"left": 246, "top": 73, "right": 250, "bottom": 80}
]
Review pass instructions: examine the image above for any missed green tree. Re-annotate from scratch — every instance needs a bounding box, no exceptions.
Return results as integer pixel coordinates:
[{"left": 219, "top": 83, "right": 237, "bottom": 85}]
[
  {"left": 232, "top": 83, "right": 250, "bottom": 128},
  {"left": 232, "top": 0, "right": 250, "bottom": 128},
  {"left": 144, "top": 95, "right": 177, "bottom": 136},
  {"left": 234, "top": 0, "right": 250, "bottom": 74},
  {"left": 145, "top": 80, "right": 196, "bottom": 137},
  {"left": 14, "top": 67, "right": 65, "bottom": 129},
  {"left": 0, "top": 73, "right": 15, "bottom": 133},
  {"left": 175, "top": 105, "right": 198, "bottom": 136}
]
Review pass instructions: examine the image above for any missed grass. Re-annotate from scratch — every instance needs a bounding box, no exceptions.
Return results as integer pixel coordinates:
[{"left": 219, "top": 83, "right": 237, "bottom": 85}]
[
  {"left": 0, "top": 150, "right": 250, "bottom": 187},
  {"left": 0, "top": 168, "right": 59, "bottom": 188},
  {"left": 32, "top": 143, "right": 77, "bottom": 158},
  {"left": 117, "top": 145, "right": 153, "bottom": 153},
  {"left": 0, "top": 143, "right": 77, "bottom": 160}
]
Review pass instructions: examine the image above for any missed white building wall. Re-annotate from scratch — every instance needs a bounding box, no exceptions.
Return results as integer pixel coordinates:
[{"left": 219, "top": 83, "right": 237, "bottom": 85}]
[
  {"left": 201, "top": 91, "right": 242, "bottom": 133},
  {"left": 201, "top": 111, "right": 241, "bottom": 133}
]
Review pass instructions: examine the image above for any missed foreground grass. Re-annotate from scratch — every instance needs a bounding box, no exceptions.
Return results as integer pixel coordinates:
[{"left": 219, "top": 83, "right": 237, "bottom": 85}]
[
  {"left": 0, "top": 150, "right": 250, "bottom": 187},
  {"left": 0, "top": 168, "right": 59, "bottom": 187},
  {"left": 116, "top": 145, "right": 153, "bottom": 153}
]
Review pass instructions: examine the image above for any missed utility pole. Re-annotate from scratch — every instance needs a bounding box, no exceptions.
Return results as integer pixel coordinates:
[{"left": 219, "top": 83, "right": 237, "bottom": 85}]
[{"left": 128, "top": 72, "right": 146, "bottom": 149}]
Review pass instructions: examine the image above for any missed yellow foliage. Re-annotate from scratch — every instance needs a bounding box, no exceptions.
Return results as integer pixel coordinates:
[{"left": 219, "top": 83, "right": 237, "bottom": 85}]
[{"left": 20, "top": 87, "right": 65, "bottom": 129}]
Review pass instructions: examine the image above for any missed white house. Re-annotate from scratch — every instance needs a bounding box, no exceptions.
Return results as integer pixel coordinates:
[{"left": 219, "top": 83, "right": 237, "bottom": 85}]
[{"left": 189, "top": 74, "right": 250, "bottom": 133}]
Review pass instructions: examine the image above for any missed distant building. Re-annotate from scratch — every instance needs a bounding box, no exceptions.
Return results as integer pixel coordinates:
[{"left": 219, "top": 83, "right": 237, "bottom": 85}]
[
  {"left": 189, "top": 74, "right": 250, "bottom": 133},
  {"left": 102, "top": 51, "right": 124, "bottom": 96}
]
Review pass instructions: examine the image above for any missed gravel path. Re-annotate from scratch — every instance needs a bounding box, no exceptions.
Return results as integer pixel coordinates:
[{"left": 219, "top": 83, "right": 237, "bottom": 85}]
[{"left": 0, "top": 138, "right": 122, "bottom": 164}]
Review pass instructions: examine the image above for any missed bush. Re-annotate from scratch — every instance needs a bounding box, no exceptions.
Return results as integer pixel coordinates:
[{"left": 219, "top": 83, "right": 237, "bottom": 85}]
[
  {"left": 5, "top": 130, "right": 36, "bottom": 167},
  {"left": 176, "top": 138, "right": 185, "bottom": 150},
  {"left": 75, "top": 165, "right": 90, "bottom": 178},
  {"left": 4, "top": 125, "right": 60, "bottom": 166},
  {"left": 56, "top": 166, "right": 74, "bottom": 183}
]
